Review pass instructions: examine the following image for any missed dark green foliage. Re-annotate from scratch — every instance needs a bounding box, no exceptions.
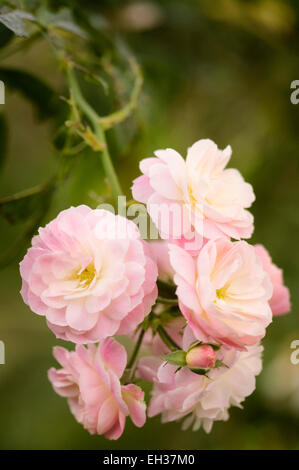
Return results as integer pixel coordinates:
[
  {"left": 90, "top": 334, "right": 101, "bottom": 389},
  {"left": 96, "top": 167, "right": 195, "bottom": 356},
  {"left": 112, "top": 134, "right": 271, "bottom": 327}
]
[
  {"left": 0, "top": 113, "right": 8, "bottom": 170},
  {"left": 0, "top": 69, "right": 57, "bottom": 120}
]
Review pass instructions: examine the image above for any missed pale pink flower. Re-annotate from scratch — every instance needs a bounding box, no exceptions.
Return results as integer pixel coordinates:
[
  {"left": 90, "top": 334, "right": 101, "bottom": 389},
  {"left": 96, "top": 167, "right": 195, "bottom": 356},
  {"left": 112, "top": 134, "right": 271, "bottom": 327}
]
[
  {"left": 48, "top": 338, "right": 146, "bottom": 439},
  {"left": 132, "top": 139, "right": 255, "bottom": 247},
  {"left": 255, "top": 244, "right": 290, "bottom": 316},
  {"left": 138, "top": 331, "right": 263, "bottom": 433},
  {"left": 20, "top": 206, "right": 158, "bottom": 343},
  {"left": 169, "top": 238, "right": 273, "bottom": 349}
]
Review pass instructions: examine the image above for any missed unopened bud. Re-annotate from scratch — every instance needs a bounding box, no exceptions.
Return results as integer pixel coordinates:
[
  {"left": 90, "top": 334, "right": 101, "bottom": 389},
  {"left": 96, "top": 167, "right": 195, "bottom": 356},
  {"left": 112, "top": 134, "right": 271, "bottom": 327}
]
[{"left": 186, "top": 344, "right": 216, "bottom": 370}]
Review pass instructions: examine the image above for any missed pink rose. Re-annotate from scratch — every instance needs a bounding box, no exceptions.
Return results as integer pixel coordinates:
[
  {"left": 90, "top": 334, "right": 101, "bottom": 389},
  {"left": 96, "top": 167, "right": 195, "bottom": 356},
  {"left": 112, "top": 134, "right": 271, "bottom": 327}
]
[
  {"left": 255, "top": 244, "right": 290, "bottom": 316},
  {"left": 48, "top": 338, "right": 146, "bottom": 439},
  {"left": 20, "top": 206, "right": 158, "bottom": 343},
  {"left": 169, "top": 238, "right": 273, "bottom": 349},
  {"left": 132, "top": 139, "right": 255, "bottom": 247}
]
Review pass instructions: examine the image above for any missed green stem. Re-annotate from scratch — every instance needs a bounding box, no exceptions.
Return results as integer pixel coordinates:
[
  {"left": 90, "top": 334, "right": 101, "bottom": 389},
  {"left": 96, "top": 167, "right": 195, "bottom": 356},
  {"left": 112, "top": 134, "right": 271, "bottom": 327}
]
[
  {"left": 127, "top": 329, "right": 145, "bottom": 370},
  {"left": 98, "top": 57, "right": 143, "bottom": 130},
  {"left": 157, "top": 296, "right": 178, "bottom": 305},
  {"left": 157, "top": 326, "right": 180, "bottom": 352},
  {"left": 67, "top": 65, "right": 123, "bottom": 206}
]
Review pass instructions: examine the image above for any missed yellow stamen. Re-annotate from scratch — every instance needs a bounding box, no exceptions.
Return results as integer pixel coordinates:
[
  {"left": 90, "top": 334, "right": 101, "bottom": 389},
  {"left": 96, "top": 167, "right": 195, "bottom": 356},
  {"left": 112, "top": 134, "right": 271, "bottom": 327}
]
[
  {"left": 78, "top": 263, "right": 96, "bottom": 286},
  {"left": 216, "top": 287, "right": 226, "bottom": 300}
]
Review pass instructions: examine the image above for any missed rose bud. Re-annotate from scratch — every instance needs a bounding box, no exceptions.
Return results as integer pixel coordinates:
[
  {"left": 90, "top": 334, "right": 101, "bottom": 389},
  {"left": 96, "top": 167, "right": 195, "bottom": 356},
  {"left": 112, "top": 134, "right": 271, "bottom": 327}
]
[{"left": 186, "top": 344, "right": 217, "bottom": 370}]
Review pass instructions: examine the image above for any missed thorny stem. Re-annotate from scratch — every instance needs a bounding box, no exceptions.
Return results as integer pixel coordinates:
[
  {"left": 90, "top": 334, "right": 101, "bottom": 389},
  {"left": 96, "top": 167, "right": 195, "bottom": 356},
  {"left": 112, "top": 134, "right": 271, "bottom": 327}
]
[{"left": 66, "top": 63, "right": 124, "bottom": 206}]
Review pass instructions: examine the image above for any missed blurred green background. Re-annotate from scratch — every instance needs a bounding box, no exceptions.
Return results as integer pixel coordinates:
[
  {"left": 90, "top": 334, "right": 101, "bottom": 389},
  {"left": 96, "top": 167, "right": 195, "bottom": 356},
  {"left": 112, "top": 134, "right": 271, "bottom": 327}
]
[{"left": 0, "top": 0, "right": 299, "bottom": 449}]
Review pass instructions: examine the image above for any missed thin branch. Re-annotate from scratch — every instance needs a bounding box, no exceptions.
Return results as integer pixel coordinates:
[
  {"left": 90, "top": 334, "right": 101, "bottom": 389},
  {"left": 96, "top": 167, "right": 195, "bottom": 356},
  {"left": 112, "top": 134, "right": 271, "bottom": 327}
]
[
  {"left": 98, "top": 56, "right": 143, "bottom": 130},
  {"left": 127, "top": 328, "right": 145, "bottom": 370},
  {"left": 157, "top": 326, "right": 180, "bottom": 352},
  {"left": 66, "top": 61, "right": 123, "bottom": 205}
]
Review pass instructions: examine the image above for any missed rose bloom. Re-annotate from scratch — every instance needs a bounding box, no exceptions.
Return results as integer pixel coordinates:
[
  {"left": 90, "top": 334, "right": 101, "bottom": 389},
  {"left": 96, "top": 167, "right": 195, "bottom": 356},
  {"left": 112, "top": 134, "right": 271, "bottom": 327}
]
[
  {"left": 169, "top": 238, "right": 273, "bottom": 349},
  {"left": 20, "top": 206, "right": 158, "bottom": 343},
  {"left": 48, "top": 338, "right": 146, "bottom": 439},
  {"left": 138, "top": 329, "right": 263, "bottom": 433},
  {"left": 255, "top": 244, "right": 290, "bottom": 316},
  {"left": 132, "top": 139, "right": 255, "bottom": 245}
]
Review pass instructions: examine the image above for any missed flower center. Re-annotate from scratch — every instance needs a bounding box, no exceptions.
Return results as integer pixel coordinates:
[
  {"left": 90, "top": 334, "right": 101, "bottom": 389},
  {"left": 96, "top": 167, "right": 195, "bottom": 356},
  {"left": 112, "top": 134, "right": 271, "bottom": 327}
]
[
  {"left": 216, "top": 287, "right": 227, "bottom": 300},
  {"left": 77, "top": 262, "right": 96, "bottom": 287},
  {"left": 187, "top": 185, "right": 204, "bottom": 214}
]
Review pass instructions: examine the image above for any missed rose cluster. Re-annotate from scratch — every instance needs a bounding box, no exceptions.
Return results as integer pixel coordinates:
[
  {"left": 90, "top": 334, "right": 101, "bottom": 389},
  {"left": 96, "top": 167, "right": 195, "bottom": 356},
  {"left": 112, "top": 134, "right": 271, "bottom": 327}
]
[{"left": 20, "top": 139, "right": 290, "bottom": 439}]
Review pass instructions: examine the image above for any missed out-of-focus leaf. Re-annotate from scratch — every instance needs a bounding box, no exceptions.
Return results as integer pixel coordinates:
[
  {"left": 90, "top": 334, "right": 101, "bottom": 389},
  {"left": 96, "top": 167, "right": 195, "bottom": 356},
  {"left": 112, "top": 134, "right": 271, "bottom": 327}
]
[
  {"left": 0, "top": 22, "right": 13, "bottom": 48},
  {"left": 0, "top": 10, "right": 35, "bottom": 38},
  {"left": 0, "top": 211, "right": 44, "bottom": 268},
  {"left": 0, "top": 11, "right": 28, "bottom": 38},
  {"left": 0, "top": 113, "right": 8, "bottom": 171},
  {"left": 0, "top": 181, "right": 55, "bottom": 225},
  {"left": 0, "top": 181, "right": 55, "bottom": 267},
  {"left": 21, "top": 0, "right": 40, "bottom": 9},
  {"left": 0, "top": 68, "right": 57, "bottom": 120},
  {"left": 36, "top": 6, "right": 87, "bottom": 39}
]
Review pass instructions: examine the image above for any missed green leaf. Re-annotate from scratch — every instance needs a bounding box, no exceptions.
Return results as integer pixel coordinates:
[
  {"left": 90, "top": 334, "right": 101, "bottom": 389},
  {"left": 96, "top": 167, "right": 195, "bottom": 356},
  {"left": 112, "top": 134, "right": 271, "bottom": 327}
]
[
  {"left": 0, "top": 213, "right": 41, "bottom": 268},
  {"left": 0, "top": 68, "right": 57, "bottom": 120},
  {"left": 36, "top": 6, "right": 87, "bottom": 39},
  {"left": 0, "top": 181, "right": 55, "bottom": 225},
  {"left": 162, "top": 350, "right": 186, "bottom": 367},
  {"left": 0, "top": 181, "right": 55, "bottom": 268},
  {"left": 0, "top": 10, "right": 35, "bottom": 38},
  {"left": 0, "top": 113, "right": 8, "bottom": 171}
]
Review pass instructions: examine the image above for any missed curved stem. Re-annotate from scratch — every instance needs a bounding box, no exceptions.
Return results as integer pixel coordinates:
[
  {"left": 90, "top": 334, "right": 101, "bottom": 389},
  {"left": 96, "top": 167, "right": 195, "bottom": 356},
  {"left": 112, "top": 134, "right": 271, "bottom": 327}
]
[
  {"left": 67, "top": 65, "right": 123, "bottom": 205},
  {"left": 127, "top": 329, "right": 145, "bottom": 370},
  {"left": 98, "top": 57, "right": 143, "bottom": 129},
  {"left": 157, "top": 326, "right": 180, "bottom": 352}
]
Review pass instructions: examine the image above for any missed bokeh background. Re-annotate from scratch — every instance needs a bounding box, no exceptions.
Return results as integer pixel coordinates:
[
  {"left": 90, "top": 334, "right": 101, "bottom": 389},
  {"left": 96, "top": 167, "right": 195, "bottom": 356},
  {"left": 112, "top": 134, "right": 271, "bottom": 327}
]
[{"left": 0, "top": 0, "right": 299, "bottom": 449}]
